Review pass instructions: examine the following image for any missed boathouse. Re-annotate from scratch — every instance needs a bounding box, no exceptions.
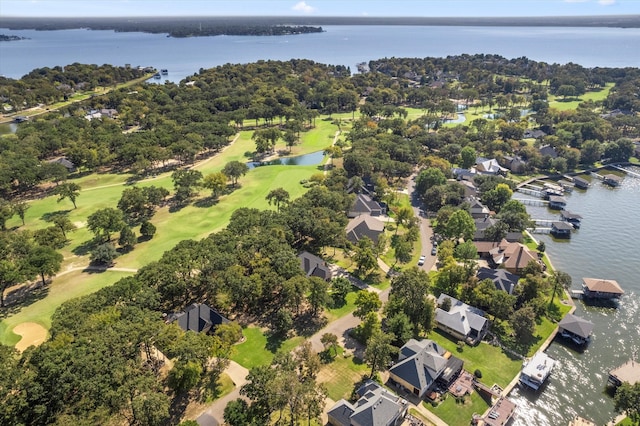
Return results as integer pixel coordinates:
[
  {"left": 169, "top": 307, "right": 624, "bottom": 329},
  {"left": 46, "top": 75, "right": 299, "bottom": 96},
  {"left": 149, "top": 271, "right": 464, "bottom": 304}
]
[
  {"left": 603, "top": 174, "right": 622, "bottom": 187},
  {"left": 548, "top": 195, "right": 567, "bottom": 210},
  {"left": 551, "top": 221, "right": 573, "bottom": 238},
  {"left": 582, "top": 278, "right": 624, "bottom": 300},
  {"left": 573, "top": 176, "right": 590, "bottom": 189},
  {"left": 558, "top": 313, "right": 594, "bottom": 346},
  {"left": 608, "top": 359, "right": 640, "bottom": 388},
  {"left": 560, "top": 210, "right": 583, "bottom": 228}
]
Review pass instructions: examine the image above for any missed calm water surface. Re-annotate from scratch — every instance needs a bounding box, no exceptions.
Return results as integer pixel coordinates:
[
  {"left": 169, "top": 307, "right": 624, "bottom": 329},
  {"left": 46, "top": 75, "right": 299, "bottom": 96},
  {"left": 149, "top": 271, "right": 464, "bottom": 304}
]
[
  {"left": 517, "top": 172, "right": 640, "bottom": 425},
  {"left": 1, "top": 26, "right": 640, "bottom": 81}
]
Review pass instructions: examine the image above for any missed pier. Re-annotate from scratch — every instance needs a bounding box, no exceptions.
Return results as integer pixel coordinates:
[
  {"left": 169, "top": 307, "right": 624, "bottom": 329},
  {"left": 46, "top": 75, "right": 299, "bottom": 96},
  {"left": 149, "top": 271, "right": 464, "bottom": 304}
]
[
  {"left": 611, "top": 165, "right": 640, "bottom": 179},
  {"left": 516, "top": 187, "right": 544, "bottom": 197},
  {"left": 513, "top": 197, "right": 548, "bottom": 207}
]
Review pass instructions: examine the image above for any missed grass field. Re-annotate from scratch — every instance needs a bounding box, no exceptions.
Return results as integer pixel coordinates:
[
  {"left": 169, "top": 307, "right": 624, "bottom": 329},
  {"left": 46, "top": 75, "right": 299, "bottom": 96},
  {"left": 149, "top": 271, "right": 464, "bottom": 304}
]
[
  {"left": 0, "top": 270, "right": 134, "bottom": 346},
  {"left": 548, "top": 83, "right": 614, "bottom": 111},
  {"left": 425, "top": 391, "right": 489, "bottom": 426},
  {"left": 318, "top": 346, "right": 369, "bottom": 401},
  {"left": 428, "top": 330, "right": 522, "bottom": 388},
  {"left": 229, "top": 327, "right": 305, "bottom": 369}
]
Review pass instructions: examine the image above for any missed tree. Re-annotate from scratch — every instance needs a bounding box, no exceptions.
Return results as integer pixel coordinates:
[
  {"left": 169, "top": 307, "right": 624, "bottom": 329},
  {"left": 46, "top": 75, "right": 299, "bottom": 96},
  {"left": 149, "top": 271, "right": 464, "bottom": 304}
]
[
  {"left": 54, "top": 182, "right": 81, "bottom": 209},
  {"left": 224, "top": 399, "right": 252, "bottom": 426},
  {"left": 390, "top": 234, "right": 412, "bottom": 266},
  {"left": 353, "top": 237, "right": 378, "bottom": 276},
  {"left": 140, "top": 220, "right": 156, "bottom": 239},
  {"left": 331, "top": 277, "right": 351, "bottom": 306},
  {"left": 168, "top": 360, "right": 202, "bottom": 393},
  {"left": 27, "top": 245, "right": 63, "bottom": 286},
  {"left": 460, "top": 146, "right": 477, "bottom": 169},
  {"left": 265, "top": 187, "right": 290, "bottom": 212},
  {"left": 203, "top": 172, "right": 228, "bottom": 199},
  {"left": 354, "top": 290, "right": 382, "bottom": 319},
  {"left": 320, "top": 333, "right": 339, "bottom": 357},
  {"left": 33, "top": 226, "right": 67, "bottom": 249},
  {"left": 386, "top": 267, "right": 434, "bottom": 333},
  {"left": 444, "top": 209, "right": 476, "bottom": 241},
  {"left": 0, "top": 199, "right": 14, "bottom": 231},
  {"left": 415, "top": 167, "right": 447, "bottom": 195},
  {"left": 364, "top": 331, "right": 396, "bottom": 378},
  {"left": 497, "top": 199, "right": 532, "bottom": 232},
  {"left": 386, "top": 312, "right": 414, "bottom": 345},
  {"left": 223, "top": 161, "right": 249, "bottom": 187},
  {"left": 118, "top": 225, "right": 137, "bottom": 252},
  {"left": 90, "top": 242, "right": 118, "bottom": 266},
  {"left": 308, "top": 277, "right": 330, "bottom": 316},
  {"left": 87, "top": 208, "right": 125, "bottom": 242},
  {"left": 12, "top": 201, "right": 29, "bottom": 226},
  {"left": 172, "top": 169, "right": 203, "bottom": 203},
  {"left": 482, "top": 183, "right": 513, "bottom": 212},
  {"left": 52, "top": 215, "right": 76, "bottom": 239},
  {"left": 614, "top": 382, "right": 640, "bottom": 425},
  {"left": 580, "top": 140, "right": 603, "bottom": 165},
  {"left": 510, "top": 306, "right": 536, "bottom": 343},
  {"left": 549, "top": 270, "right": 572, "bottom": 308}
]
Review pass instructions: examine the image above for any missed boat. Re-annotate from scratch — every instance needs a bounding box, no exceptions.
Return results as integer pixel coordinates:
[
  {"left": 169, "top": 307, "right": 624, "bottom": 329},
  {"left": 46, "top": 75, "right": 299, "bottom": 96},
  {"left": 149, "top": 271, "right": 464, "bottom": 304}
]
[
  {"left": 519, "top": 351, "right": 555, "bottom": 390},
  {"left": 153, "top": 73, "right": 161, "bottom": 79},
  {"left": 161, "top": 69, "right": 168, "bottom": 75}
]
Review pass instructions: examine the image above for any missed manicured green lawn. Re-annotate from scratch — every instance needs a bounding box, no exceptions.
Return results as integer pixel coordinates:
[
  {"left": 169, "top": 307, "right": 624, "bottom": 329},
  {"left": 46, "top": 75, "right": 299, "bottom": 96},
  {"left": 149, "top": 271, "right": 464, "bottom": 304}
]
[
  {"left": 428, "top": 330, "right": 521, "bottom": 388},
  {"left": 0, "top": 270, "right": 134, "bottom": 346},
  {"left": 616, "top": 416, "right": 633, "bottom": 426},
  {"left": 548, "top": 83, "right": 614, "bottom": 111},
  {"left": 319, "top": 347, "right": 370, "bottom": 401},
  {"left": 230, "top": 327, "right": 304, "bottom": 369},
  {"left": 325, "top": 291, "right": 358, "bottom": 322},
  {"left": 425, "top": 391, "right": 489, "bottom": 426}
]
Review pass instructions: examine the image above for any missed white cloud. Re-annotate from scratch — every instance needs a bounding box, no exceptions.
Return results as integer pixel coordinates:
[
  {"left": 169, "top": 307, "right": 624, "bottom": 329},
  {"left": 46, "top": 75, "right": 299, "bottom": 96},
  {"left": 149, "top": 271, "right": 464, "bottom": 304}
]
[
  {"left": 292, "top": 1, "right": 316, "bottom": 13},
  {"left": 598, "top": 0, "right": 616, "bottom": 5}
]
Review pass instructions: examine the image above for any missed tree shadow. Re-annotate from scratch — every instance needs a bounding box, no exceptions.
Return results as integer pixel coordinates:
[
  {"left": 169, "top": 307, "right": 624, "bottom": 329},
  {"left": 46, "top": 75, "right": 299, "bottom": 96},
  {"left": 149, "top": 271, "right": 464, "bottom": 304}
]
[
  {"left": 41, "top": 210, "right": 71, "bottom": 222},
  {"left": 293, "top": 312, "right": 328, "bottom": 337},
  {"left": 167, "top": 391, "right": 191, "bottom": 426},
  {"left": 265, "top": 332, "right": 287, "bottom": 353},
  {"left": 194, "top": 197, "right": 219, "bottom": 208},
  {"left": 72, "top": 239, "right": 98, "bottom": 256},
  {"left": 1, "top": 282, "right": 50, "bottom": 319}
]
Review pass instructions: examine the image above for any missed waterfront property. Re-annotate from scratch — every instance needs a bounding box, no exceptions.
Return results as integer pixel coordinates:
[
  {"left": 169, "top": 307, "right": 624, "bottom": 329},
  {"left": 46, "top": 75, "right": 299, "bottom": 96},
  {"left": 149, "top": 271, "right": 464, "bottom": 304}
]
[
  {"left": 476, "top": 267, "right": 520, "bottom": 294},
  {"left": 519, "top": 351, "right": 556, "bottom": 391},
  {"left": 603, "top": 174, "right": 623, "bottom": 187},
  {"left": 489, "top": 240, "right": 542, "bottom": 274},
  {"left": 557, "top": 313, "right": 594, "bottom": 346},
  {"left": 327, "top": 380, "right": 408, "bottom": 426},
  {"left": 389, "top": 339, "right": 463, "bottom": 400},
  {"left": 572, "top": 176, "right": 590, "bottom": 189},
  {"left": 551, "top": 221, "right": 574, "bottom": 238},
  {"left": 472, "top": 396, "right": 517, "bottom": 426},
  {"left": 345, "top": 215, "right": 385, "bottom": 244},
  {"left": 582, "top": 278, "right": 624, "bottom": 300},
  {"left": 298, "top": 251, "right": 333, "bottom": 281},
  {"left": 560, "top": 210, "right": 583, "bottom": 228},
  {"left": 608, "top": 359, "right": 640, "bottom": 388},
  {"left": 435, "top": 294, "right": 488, "bottom": 345},
  {"left": 568, "top": 416, "right": 597, "bottom": 426}
]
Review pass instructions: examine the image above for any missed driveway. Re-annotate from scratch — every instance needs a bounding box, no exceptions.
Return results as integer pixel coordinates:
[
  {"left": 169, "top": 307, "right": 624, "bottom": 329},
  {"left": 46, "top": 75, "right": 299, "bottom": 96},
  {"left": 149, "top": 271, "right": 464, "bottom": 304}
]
[{"left": 196, "top": 361, "right": 249, "bottom": 426}]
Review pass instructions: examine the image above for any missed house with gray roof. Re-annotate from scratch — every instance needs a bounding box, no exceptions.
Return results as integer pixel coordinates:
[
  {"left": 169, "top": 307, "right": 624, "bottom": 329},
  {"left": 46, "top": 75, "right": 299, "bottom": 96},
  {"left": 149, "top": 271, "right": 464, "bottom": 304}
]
[
  {"left": 538, "top": 144, "right": 558, "bottom": 159},
  {"left": 298, "top": 251, "right": 333, "bottom": 281},
  {"left": 389, "top": 339, "right": 463, "bottom": 399},
  {"left": 348, "top": 193, "right": 386, "bottom": 218},
  {"left": 166, "top": 303, "right": 228, "bottom": 334},
  {"left": 474, "top": 216, "right": 497, "bottom": 241},
  {"left": 468, "top": 197, "right": 491, "bottom": 219},
  {"left": 346, "top": 215, "right": 385, "bottom": 244},
  {"left": 327, "top": 380, "right": 408, "bottom": 426},
  {"left": 476, "top": 267, "right": 520, "bottom": 295},
  {"left": 435, "top": 294, "right": 488, "bottom": 345}
]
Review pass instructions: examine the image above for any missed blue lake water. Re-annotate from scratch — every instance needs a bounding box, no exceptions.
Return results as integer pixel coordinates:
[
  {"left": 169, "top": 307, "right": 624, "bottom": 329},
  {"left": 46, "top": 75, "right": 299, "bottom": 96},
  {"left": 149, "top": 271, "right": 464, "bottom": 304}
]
[
  {"left": 1, "top": 26, "right": 640, "bottom": 80},
  {"left": 247, "top": 150, "right": 325, "bottom": 169}
]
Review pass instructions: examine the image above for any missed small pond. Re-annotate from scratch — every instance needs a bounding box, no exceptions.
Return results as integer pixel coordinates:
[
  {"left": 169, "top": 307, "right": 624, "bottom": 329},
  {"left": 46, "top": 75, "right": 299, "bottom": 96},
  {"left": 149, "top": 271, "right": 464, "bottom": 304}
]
[{"left": 247, "top": 150, "right": 325, "bottom": 169}]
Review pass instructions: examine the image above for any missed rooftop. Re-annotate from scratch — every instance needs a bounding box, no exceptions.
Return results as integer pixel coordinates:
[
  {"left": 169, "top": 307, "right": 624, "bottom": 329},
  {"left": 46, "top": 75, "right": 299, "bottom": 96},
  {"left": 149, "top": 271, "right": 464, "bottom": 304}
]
[
  {"left": 609, "top": 359, "right": 640, "bottom": 386},
  {"left": 582, "top": 278, "right": 624, "bottom": 295},
  {"left": 558, "top": 313, "right": 594, "bottom": 339},
  {"left": 522, "top": 351, "right": 555, "bottom": 383}
]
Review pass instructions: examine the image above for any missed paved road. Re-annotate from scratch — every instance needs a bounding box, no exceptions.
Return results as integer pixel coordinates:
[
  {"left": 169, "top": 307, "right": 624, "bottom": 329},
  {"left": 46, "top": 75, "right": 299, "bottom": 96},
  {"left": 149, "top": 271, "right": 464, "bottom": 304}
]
[{"left": 406, "top": 172, "right": 438, "bottom": 272}]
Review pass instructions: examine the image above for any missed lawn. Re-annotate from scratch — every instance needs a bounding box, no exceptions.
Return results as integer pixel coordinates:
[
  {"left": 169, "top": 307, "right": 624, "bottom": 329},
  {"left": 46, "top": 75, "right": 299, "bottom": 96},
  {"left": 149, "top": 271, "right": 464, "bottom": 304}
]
[
  {"left": 428, "top": 330, "right": 522, "bottom": 388},
  {"left": 548, "top": 83, "right": 614, "bottom": 111},
  {"left": 325, "top": 290, "right": 358, "bottom": 322},
  {"left": 0, "top": 270, "right": 134, "bottom": 346},
  {"left": 318, "top": 346, "right": 370, "bottom": 401},
  {"left": 424, "top": 391, "right": 489, "bottom": 426},
  {"left": 230, "top": 327, "right": 305, "bottom": 369}
]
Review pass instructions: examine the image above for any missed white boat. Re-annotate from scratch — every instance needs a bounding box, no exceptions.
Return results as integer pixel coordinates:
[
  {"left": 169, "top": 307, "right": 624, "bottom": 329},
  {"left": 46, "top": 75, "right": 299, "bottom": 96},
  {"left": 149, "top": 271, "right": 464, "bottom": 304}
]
[{"left": 520, "top": 351, "right": 555, "bottom": 390}]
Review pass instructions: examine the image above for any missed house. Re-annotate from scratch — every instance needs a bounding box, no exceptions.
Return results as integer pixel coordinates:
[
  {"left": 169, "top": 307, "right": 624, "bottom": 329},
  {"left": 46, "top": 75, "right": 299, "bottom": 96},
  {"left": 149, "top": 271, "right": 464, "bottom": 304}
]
[
  {"left": 538, "top": 144, "right": 558, "bottom": 159},
  {"left": 582, "top": 278, "right": 624, "bottom": 300},
  {"left": 474, "top": 216, "right": 497, "bottom": 241},
  {"left": 502, "top": 155, "right": 527, "bottom": 174},
  {"left": 389, "top": 339, "right": 463, "bottom": 399},
  {"left": 468, "top": 197, "right": 491, "bottom": 219},
  {"left": 548, "top": 195, "right": 567, "bottom": 210},
  {"left": 49, "top": 157, "right": 77, "bottom": 173},
  {"left": 474, "top": 239, "right": 507, "bottom": 258},
  {"left": 558, "top": 313, "right": 594, "bottom": 346},
  {"left": 475, "top": 157, "right": 507, "bottom": 175},
  {"left": 608, "top": 359, "right": 640, "bottom": 388},
  {"left": 551, "top": 221, "right": 573, "bottom": 238},
  {"left": 489, "top": 241, "right": 541, "bottom": 274},
  {"left": 603, "top": 174, "right": 622, "bottom": 187},
  {"left": 435, "top": 294, "right": 488, "bottom": 345},
  {"left": 476, "top": 267, "right": 520, "bottom": 294},
  {"left": 327, "top": 380, "right": 408, "bottom": 426},
  {"left": 573, "top": 176, "right": 590, "bottom": 189},
  {"left": 524, "top": 129, "right": 547, "bottom": 139},
  {"left": 459, "top": 179, "right": 478, "bottom": 198},
  {"left": 298, "top": 251, "right": 332, "bottom": 281},
  {"left": 348, "top": 193, "right": 386, "bottom": 218},
  {"left": 346, "top": 215, "right": 385, "bottom": 244},
  {"left": 167, "top": 303, "right": 228, "bottom": 334},
  {"left": 452, "top": 167, "right": 477, "bottom": 181}
]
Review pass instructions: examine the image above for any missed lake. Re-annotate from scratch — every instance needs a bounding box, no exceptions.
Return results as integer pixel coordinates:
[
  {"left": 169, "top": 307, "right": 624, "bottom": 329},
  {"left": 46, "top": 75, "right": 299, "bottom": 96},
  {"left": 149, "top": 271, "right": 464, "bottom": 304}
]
[
  {"left": 515, "top": 171, "right": 640, "bottom": 425},
  {"left": 1, "top": 25, "right": 640, "bottom": 81}
]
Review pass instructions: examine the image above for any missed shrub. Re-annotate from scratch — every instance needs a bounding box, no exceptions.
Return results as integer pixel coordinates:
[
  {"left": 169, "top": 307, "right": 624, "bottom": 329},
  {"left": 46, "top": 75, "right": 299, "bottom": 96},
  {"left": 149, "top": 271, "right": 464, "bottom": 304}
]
[{"left": 474, "top": 369, "right": 483, "bottom": 379}]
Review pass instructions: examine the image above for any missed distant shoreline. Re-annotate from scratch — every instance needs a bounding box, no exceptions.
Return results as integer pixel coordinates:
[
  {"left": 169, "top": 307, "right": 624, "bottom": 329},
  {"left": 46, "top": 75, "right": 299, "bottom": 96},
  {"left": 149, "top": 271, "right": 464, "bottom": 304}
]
[{"left": 1, "top": 15, "right": 639, "bottom": 34}]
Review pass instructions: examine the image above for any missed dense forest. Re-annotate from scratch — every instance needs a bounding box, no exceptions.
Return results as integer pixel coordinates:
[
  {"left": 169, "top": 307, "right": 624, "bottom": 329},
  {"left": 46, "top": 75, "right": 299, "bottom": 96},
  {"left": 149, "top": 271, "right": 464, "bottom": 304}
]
[{"left": 1, "top": 54, "right": 639, "bottom": 425}]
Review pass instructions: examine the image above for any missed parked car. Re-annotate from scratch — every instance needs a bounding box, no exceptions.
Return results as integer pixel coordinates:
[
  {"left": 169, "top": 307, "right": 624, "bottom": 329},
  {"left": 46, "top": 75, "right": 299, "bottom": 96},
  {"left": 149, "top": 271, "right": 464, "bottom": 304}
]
[
  {"left": 431, "top": 246, "right": 437, "bottom": 256},
  {"left": 418, "top": 255, "right": 426, "bottom": 266}
]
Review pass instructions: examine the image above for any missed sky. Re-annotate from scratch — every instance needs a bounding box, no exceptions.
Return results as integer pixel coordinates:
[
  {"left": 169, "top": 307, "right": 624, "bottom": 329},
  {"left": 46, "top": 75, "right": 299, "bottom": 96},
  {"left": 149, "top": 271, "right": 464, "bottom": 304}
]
[{"left": 0, "top": 0, "right": 639, "bottom": 18}]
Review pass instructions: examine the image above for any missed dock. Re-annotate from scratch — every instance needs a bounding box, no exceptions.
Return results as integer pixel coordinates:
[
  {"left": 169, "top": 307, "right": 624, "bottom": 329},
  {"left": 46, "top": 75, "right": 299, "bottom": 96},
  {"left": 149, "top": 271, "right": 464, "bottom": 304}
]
[
  {"left": 608, "top": 357, "right": 640, "bottom": 387},
  {"left": 611, "top": 165, "right": 640, "bottom": 179},
  {"left": 513, "top": 197, "right": 548, "bottom": 206}
]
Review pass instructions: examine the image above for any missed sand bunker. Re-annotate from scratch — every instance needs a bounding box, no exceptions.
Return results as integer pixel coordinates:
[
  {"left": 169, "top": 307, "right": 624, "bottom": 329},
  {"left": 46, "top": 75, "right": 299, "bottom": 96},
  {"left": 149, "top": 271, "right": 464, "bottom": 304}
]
[{"left": 14, "top": 322, "right": 48, "bottom": 352}]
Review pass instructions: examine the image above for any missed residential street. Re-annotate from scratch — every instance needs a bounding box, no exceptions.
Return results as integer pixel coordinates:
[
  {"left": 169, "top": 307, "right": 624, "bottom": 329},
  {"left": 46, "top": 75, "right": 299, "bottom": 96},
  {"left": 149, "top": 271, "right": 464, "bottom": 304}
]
[{"left": 406, "top": 171, "right": 438, "bottom": 272}]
